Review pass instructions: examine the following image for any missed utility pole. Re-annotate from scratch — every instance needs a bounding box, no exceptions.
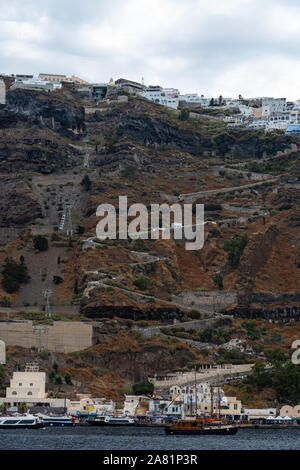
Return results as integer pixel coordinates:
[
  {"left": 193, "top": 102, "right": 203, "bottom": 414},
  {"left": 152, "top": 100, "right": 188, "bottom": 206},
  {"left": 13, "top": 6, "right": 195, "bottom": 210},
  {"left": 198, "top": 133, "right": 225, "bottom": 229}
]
[
  {"left": 84, "top": 139, "right": 90, "bottom": 168},
  {"left": 34, "top": 326, "right": 47, "bottom": 353},
  {"left": 42, "top": 289, "right": 53, "bottom": 317}
]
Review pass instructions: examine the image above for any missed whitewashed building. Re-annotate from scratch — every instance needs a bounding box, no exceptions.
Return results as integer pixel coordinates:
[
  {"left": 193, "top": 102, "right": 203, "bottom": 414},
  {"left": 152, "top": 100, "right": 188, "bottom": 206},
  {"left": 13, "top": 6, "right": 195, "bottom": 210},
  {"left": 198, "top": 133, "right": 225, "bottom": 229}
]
[
  {"left": 142, "top": 85, "right": 179, "bottom": 109},
  {"left": 6, "top": 363, "right": 46, "bottom": 400},
  {"left": 262, "top": 98, "right": 287, "bottom": 116}
]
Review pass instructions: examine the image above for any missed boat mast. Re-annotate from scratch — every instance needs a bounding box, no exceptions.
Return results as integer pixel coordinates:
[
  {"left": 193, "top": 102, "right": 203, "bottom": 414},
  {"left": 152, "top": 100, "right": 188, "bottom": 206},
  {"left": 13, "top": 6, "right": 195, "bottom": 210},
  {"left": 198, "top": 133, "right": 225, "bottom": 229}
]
[
  {"left": 194, "top": 367, "right": 197, "bottom": 419},
  {"left": 210, "top": 384, "right": 214, "bottom": 417},
  {"left": 217, "top": 374, "right": 220, "bottom": 419}
]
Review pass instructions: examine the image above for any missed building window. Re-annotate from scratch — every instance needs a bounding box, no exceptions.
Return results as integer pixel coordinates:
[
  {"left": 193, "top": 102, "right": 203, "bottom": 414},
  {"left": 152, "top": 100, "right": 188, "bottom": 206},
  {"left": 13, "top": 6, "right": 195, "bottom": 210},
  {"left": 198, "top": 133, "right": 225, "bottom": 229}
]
[
  {"left": 30, "top": 383, "right": 33, "bottom": 387},
  {"left": 12, "top": 391, "right": 17, "bottom": 395},
  {"left": 19, "top": 383, "right": 22, "bottom": 386},
  {"left": 27, "top": 392, "right": 32, "bottom": 396}
]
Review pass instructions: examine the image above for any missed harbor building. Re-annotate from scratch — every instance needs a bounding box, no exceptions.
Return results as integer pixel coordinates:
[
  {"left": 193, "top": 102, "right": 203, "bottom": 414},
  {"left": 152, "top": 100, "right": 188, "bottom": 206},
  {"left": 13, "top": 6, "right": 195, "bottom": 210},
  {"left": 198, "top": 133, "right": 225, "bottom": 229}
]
[{"left": 6, "top": 363, "right": 46, "bottom": 400}]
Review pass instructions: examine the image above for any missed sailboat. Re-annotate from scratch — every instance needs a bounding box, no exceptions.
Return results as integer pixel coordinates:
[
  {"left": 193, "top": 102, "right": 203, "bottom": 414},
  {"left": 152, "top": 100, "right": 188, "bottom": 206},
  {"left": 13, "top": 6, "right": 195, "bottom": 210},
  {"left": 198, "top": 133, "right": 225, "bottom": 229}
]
[{"left": 164, "top": 371, "right": 239, "bottom": 436}]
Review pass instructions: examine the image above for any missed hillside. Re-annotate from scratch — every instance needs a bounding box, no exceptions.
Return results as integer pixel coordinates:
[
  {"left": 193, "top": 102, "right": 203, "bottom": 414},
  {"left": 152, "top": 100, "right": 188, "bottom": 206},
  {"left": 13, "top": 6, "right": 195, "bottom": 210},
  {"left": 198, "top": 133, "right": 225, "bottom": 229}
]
[{"left": 0, "top": 86, "right": 299, "bottom": 405}]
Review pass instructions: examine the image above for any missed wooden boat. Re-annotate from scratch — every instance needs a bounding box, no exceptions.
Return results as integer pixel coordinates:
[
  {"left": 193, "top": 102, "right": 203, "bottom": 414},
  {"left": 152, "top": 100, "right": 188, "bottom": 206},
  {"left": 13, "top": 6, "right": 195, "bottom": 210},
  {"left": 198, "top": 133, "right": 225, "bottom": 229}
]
[{"left": 165, "top": 417, "right": 239, "bottom": 435}]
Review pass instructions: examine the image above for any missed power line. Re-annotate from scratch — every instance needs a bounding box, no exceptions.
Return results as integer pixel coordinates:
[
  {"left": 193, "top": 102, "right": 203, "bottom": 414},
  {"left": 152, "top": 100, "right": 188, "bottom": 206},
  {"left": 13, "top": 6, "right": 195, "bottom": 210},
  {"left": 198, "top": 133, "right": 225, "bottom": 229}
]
[
  {"left": 33, "top": 326, "right": 47, "bottom": 353},
  {"left": 42, "top": 289, "right": 53, "bottom": 318}
]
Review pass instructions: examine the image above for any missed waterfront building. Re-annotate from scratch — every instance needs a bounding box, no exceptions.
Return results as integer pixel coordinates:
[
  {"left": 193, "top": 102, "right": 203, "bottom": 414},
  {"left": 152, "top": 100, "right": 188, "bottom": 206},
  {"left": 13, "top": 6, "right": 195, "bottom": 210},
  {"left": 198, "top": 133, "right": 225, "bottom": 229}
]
[
  {"left": 244, "top": 408, "right": 277, "bottom": 420},
  {"left": 280, "top": 405, "right": 300, "bottom": 418},
  {"left": 6, "top": 363, "right": 46, "bottom": 400}
]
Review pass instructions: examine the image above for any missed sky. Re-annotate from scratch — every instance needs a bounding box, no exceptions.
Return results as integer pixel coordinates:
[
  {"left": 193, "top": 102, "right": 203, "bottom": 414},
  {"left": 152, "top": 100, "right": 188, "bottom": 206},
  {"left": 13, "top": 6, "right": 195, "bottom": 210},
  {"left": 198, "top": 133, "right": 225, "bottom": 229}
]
[{"left": 1, "top": 0, "right": 300, "bottom": 100}]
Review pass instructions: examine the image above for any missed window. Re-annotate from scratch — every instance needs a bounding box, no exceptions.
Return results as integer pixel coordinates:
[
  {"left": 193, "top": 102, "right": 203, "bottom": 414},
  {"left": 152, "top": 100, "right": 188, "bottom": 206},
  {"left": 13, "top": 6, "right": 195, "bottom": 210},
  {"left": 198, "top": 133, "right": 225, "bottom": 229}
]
[
  {"left": 27, "top": 392, "right": 32, "bottom": 396},
  {"left": 12, "top": 391, "right": 17, "bottom": 395},
  {"left": 30, "top": 383, "right": 33, "bottom": 387},
  {"left": 19, "top": 383, "right": 22, "bottom": 386}
]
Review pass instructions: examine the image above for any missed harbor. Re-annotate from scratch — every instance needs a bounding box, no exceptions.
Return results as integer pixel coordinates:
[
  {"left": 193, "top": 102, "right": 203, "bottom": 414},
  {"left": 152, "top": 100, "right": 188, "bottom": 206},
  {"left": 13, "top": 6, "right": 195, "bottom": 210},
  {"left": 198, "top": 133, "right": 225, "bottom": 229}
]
[{"left": 1, "top": 426, "right": 300, "bottom": 451}]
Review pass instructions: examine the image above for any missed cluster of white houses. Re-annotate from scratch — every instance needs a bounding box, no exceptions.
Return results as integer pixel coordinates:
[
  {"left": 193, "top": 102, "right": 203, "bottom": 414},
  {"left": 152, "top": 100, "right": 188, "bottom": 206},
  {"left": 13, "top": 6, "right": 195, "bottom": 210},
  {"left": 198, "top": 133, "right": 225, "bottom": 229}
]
[
  {"left": 0, "top": 363, "right": 299, "bottom": 421},
  {"left": 1, "top": 71, "right": 300, "bottom": 133}
]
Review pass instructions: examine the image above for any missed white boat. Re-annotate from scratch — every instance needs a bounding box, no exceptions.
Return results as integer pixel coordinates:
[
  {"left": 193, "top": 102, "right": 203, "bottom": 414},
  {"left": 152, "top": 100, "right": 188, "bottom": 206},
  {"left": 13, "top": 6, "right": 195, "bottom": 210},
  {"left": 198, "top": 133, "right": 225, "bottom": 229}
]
[
  {"left": 87, "top": 415, "right": 136, "bottom": 426},
  {"left": 39, "top": 414, "right": 75, "bottom": 427},
  {"left": 0, "top": 414, "right": 44, "bottom": 429}
]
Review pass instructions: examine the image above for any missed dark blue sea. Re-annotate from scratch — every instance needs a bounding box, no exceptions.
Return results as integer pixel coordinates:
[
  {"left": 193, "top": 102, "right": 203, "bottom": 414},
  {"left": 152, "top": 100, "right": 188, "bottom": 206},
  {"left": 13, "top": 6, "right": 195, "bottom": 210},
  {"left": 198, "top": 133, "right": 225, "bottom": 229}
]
[{"left": 0, "top": 426, "right": 300, "bottom": 450}]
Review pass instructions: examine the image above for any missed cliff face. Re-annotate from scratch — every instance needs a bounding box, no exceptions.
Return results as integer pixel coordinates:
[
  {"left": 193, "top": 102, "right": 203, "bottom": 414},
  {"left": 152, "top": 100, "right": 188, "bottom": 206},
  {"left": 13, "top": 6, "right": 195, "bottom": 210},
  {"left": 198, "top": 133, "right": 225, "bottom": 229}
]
[
  {"left": 236, "top": 225, "right": 279, "bottom": 309},
  {"left": 5, "top": 88, "right": 85, "bottom": 138},
  {"left": 0, "top": 89, "right": 86, "bottom": 173},
  {"left": 0, "top": 177, "right": 42, "bottom": 226}
]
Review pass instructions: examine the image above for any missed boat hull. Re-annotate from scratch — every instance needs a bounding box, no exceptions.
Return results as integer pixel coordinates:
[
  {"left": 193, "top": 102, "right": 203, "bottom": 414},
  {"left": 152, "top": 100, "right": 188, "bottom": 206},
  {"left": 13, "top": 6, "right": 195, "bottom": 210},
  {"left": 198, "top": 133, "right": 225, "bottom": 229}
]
[
  {"left": 87, "top": 420, "right": 136, "bottom": 427},
  {"left": 0, "top": 422, "right": 44, "bottom": 430},
  {"left": 43, "top": 422, "right": 75, "bottom": 427},
  {"left": 165, "top": 426, "right": 239, "bottom": 436}
]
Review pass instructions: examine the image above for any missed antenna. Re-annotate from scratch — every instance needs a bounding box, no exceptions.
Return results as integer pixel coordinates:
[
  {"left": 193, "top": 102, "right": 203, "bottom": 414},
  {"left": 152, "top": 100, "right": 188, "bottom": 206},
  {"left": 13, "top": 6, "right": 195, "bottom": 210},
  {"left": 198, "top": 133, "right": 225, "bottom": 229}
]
[
  {"left": 42, "top": 289, "right": 53, "bottom": 317},
  {"left": 34, "top": 326, "right": 47, "bottom": 353}
]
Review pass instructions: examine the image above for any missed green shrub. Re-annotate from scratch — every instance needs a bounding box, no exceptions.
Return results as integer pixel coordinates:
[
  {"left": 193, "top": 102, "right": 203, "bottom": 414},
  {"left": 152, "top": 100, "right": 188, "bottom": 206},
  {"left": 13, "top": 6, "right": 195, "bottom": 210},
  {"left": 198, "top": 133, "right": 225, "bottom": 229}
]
[
  {"left": 33, "top": 235, "right": 49, "bottom": 252},
  {"left": 223, "top": 233, "right": 248, "bottom": 266},
  {"left": 1, "top": 257, "right": 30, "bottom": 293}
]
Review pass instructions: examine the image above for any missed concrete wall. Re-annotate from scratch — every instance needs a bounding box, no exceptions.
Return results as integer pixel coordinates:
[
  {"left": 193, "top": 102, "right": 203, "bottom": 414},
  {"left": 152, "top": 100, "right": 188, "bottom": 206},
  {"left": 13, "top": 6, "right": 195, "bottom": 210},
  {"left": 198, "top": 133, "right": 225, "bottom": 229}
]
[
  {"left": 0, "top": 321, "right": 93, "bottom": 353},
  {"left": 172, "top": 291, "right": 237, "bottom": 313}
]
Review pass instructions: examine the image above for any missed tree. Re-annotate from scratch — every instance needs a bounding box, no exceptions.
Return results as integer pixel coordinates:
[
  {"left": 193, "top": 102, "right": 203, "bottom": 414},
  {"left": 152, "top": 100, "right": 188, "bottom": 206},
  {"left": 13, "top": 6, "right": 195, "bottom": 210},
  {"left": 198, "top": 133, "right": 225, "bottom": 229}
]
[
  {"left": 179, "top": 109, "right": 189, "bottom": 121},
  {"left": 18, "top": 402, "right": 28, "bottom": 414},
  {"left": 64, "top": 371, "right": 73, "bottom": 385},
  {"left": 53, "top": 275, "right": 63, "bottom": 285},
  {"left": 133, "top": 277, "right": 149, "bottom": 291},
  {"left": 33, "top": 235, "right": 48, "bottom": 252},
  {"left": 0, "top": 402, "right": 9, "bottom": 414},
  {"left": 265, "top": 348, "right": 288, "bottom": 369},
  {"left": 223, "top": 234, "right": 248, "bottom": 267},
  {"left": 120, "top": 165, "right": 137, "bottom": 178},
  {"left": 213, "top": 274, "right": 223, "bottom": 290},
  {"left": 1, "top": 257, "right": 30, "bottom": 293},
  {"left": 81, "top": 175, "right": 91, "bottom": 191},
  {"left": 132, "top": 380, "right": 154, "bottom": 396}
]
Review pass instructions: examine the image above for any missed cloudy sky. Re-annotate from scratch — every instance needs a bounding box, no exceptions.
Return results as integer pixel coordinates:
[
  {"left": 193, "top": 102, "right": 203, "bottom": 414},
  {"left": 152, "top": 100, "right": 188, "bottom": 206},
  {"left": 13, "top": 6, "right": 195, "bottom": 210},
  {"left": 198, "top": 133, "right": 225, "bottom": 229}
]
[{"left": 1, "top": 0, "right": 300, "bottom": 99}]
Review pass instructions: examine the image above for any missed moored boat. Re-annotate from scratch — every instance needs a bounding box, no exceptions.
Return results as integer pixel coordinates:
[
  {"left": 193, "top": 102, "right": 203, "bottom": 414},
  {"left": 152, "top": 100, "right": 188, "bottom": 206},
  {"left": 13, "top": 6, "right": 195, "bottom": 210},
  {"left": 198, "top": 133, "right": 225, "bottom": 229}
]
[
  {"left": 39, "top": 415, "right": 75, "bottom": 427},
  {"left": 0, "top": 414, "right": 44, "bottom": 429},
  {"left": 165, "top": 417, "right": 239, "bottom": 435},
  {"left": 87, "top": 415, "right": 136, "bottom": 426}
]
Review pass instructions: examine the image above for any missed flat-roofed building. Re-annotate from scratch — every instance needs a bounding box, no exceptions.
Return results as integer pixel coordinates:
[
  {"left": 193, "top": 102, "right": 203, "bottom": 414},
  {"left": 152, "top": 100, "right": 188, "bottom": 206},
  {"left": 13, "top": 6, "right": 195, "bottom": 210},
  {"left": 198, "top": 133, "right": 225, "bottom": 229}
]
[
  {"left": 6, "top": 363, "right": 46, "bottom": 400},
  {"left": 39, "top": 73, "right": 67, "bottom": 83}
]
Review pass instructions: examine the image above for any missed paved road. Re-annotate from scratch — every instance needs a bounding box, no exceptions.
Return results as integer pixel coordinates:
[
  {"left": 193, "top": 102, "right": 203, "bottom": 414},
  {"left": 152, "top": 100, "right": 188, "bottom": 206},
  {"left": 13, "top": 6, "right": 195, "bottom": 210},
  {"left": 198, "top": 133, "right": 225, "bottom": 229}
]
[{"left": 178, "top": 177, "right": 278, "bottom": 203}]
